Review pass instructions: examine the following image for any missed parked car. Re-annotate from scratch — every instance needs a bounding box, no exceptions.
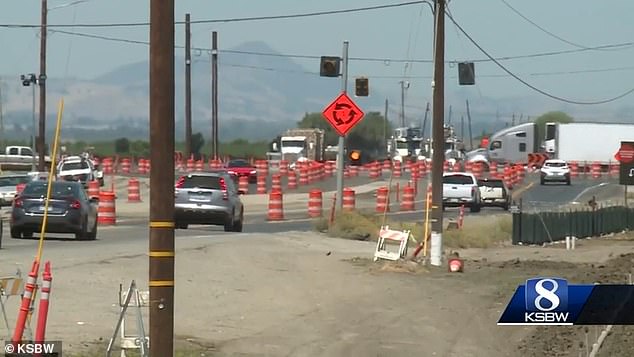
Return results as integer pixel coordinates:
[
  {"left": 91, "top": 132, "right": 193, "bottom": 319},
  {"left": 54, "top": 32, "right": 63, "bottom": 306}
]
[
  {"left": 174, "top": 172, "right": 245, "bottom": 231},
  {"left": 477, "top": 177, "right": 511, "bottom": 210},
  {"left": 540, "top": 159, "right": 571, "bottom": 185},
  {"left": 225, "top": 159, "right": 257, "bottom": 183},
  {"left": 442, "top": 172, "right": 482, "bottom": 212},
  {"left": 57, "top": 155, "right": 104, "bottom": 187},
  {"left": 0, "top": 174, "right": 32, "bottom": 206},
  {"left": 10, "top": 180, "right": 99, "bottom": 240}
]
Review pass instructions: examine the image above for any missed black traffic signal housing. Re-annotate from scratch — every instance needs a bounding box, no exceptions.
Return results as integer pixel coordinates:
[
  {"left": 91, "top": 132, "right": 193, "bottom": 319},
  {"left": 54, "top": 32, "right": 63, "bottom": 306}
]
[
  {"left": 355, "top": 77, "right": 369, "bottom": 97},
  {"left": 320, "top": 56, "right": 341, "bottom": 77},
  {"left": 458, "top": 62, "right": 475, "bottom": 85}
]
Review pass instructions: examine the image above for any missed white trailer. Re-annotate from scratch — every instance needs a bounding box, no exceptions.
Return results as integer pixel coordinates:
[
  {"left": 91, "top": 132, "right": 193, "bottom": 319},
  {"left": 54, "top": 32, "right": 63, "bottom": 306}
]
[{"left": 547, "top": 122, "right": 634, "bottom": 164}]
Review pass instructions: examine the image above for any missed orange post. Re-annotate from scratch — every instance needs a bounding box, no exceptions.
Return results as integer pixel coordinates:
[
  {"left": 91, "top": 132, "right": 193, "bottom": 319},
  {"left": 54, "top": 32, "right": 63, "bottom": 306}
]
[
  {"left": 12, "top": 261, "right": 39, "bottom": 343},
  {"left": 35, "top": 261, "right": 52, "bottom": 343}
]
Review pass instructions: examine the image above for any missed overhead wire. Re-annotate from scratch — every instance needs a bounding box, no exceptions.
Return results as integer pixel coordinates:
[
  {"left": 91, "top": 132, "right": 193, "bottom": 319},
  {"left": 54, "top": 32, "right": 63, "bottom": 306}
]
[
  {"left": 498, "top": 0, "right": 631, "bottom": 51},
  {"left": 444, "top": 7, "right": 634, "bottom": 105},
  {"left": 46, "top": 28, "right": 634, "bottom": 65},
  {"left": 0, "top": 1, "right": 432, "bottom": 28}
]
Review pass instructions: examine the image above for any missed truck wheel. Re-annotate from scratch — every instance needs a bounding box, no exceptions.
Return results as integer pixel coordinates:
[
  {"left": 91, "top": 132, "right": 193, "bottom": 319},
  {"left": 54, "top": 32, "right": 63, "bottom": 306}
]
[
  {"left": 566, "top": 179, "right": 571, "bottom": 186},
  {"left": 11, "top": 228, "right": 22, "bottom": 239},
  {"left": 540, "top": 178, "right": 545, "bottom": 185},
  {"left": 470, "top": 204, "right": 481, "bottom": 213}
]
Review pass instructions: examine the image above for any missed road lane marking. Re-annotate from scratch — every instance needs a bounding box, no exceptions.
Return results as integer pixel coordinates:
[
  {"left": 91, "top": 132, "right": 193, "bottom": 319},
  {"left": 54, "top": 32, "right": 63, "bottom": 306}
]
[
  {"left": 570, "top": 182, "right": 611, "bottom": 203},
  {"left": 512, "top": 182, "right": 535, "bottom": 199}
]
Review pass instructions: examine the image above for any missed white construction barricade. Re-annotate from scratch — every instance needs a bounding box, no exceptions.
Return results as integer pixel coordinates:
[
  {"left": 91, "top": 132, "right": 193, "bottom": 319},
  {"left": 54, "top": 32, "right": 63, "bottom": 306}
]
[{"left": 374, "top": 226, "right": 410, "bottom": 262}]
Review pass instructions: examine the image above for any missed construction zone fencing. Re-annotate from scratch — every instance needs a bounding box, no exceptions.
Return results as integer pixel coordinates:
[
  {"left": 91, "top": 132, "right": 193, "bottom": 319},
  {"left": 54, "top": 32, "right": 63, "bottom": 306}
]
[{"left": 512, "top": 199, "right": 634, "bottom": 245}]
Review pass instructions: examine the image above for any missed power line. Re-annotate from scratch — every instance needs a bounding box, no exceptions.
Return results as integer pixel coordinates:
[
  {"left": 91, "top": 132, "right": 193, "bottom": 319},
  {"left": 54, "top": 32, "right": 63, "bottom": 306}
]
[
  {"left": 48, "top": 29, "right": 634, "bottom": 65},
  {"left": 445, "top": 8, "right": 634, "bottom": 105},
  {"left": 498, "top": 0, "right": 629, "bottom": 51},
  {"left": 0, "top": 1, "right": 430, "bottom": 28}
]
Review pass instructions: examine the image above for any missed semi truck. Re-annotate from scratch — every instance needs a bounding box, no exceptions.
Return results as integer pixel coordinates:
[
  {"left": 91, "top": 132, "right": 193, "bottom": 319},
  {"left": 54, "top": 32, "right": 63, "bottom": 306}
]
[
  {"left": 487, "top": 121, "right": 634, "bottom": 166},
  {"left": 268, "top": 128, "right": 325, "bottom": 164}
]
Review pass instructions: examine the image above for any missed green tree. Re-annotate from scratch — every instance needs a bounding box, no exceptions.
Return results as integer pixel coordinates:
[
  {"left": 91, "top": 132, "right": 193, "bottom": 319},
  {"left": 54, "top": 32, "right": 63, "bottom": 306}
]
[
  {"left": 534, "top": 111, "right": 574, "bottom": 140},
  {"left": 114, "top": 137, "right": 130, "bottom": 154},
  {"left": 191, "top": 132, "right": 205, "bottom": 154}
]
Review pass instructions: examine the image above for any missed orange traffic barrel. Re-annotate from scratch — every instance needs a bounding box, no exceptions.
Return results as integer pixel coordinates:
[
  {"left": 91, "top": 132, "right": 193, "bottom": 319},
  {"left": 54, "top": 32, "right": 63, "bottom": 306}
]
[
  {"left": 308, "top": 189, "right": 323, "bottom": 218},
  {"left": 400, "top": 185, "right": 415, "bottom": 211},
  {"left": 87, "top": 180, "right": 100, "bottom": 198},
  {"left": 343, "top": 188, "right": 355, "bottom": 211},
  {"left": 238, "top": 175, "right": 249, "bottom": 194},
  {"left": 287, "top": 170, "right": 297, "bottom": 189},
  {"left": 98, "top": 191, "right": 116, "bottom": 225},
  {"left": 267, "top": 191, "right": 284, "bottom": 221},
  {"left": 271, "top": 174, "right": 282, "bottom": 193},
  {"left": 127, "top": 178, "right": 141, "bottom": 202},
  {"left": 257, "top": 175, "right": 267, "bottom": 194},
  {"left": 375, "top": 186, "right": 390, "bottom": 213}
]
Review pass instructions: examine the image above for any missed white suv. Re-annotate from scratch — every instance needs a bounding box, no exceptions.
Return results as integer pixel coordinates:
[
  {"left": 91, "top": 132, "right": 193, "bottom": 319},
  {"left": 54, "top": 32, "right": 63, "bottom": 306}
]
[{"left": 540, "top": 159, "right": 571, "bottom": 185}]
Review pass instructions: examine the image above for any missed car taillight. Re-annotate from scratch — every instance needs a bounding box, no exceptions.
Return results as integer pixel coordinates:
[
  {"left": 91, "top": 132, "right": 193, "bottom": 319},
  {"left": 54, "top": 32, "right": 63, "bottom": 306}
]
[
  {"left": 70, "top": 199, "right": 81, "bottom": 209},
  {"left": 471, "top": 187, "right": 476, "bottom": 196},
  {"left": 175, "top": 176, "right": 185, "bottom": 188},
  {"left": 13, "top": 197, "right": 23, "bottom": 208},
  {"left": 220, "top": 178, "right": 228, "bottom": 200}
]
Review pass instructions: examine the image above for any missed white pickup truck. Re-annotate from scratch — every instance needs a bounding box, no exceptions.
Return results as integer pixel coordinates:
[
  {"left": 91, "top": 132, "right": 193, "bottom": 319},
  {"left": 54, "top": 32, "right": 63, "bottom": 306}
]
[
  {"left": 477, "top": 178, "right": 511, "bottom": 210},
  {"left": 442, "top": 172, "right": 481, "bottom": 212},
  {"left": 0, "top": 146, "right": 51, "bottom": 171}
]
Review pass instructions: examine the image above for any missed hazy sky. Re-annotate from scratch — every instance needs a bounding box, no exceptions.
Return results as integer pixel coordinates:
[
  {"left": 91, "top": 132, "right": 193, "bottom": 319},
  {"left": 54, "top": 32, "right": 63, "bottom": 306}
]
[{"left": 1, "top": 0, "right": 634, "bottom": 111}]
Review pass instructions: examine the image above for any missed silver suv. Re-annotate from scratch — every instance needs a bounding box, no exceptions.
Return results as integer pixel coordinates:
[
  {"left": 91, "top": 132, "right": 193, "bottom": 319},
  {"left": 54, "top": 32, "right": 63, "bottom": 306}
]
[{"left": 174, "top": 172, "right": 244, "bottom": 232}]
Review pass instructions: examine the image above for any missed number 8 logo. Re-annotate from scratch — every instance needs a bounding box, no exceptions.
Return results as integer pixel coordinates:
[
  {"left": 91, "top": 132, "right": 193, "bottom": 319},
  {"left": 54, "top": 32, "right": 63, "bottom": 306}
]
[{"left": 534, "top": 278, "right": 560, "bottom": 312}]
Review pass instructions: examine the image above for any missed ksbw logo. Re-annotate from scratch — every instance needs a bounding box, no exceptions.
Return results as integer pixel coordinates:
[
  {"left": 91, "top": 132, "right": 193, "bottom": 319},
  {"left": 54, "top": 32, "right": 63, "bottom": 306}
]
[{"left": 524, "top": 278, "right": 570, "bottom": 323}]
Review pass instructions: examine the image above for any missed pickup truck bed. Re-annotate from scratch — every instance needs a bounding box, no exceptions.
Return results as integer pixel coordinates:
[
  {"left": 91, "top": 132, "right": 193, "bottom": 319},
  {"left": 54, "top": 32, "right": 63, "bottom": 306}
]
[{"left": 478, "top": 178, "right": 510, "bottom": 210}]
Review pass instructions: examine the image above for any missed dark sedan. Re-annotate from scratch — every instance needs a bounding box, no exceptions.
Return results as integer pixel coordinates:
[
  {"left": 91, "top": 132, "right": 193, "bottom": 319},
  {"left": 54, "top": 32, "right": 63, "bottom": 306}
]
[{"left": 10, "top": 181, "right": 99, "bottom": 240}]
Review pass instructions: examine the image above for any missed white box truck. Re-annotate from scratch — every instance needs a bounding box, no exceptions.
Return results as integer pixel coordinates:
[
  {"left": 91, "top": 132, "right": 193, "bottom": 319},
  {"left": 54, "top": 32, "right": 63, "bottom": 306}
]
[{"left": 545, "top": 122, "right": 634, "bottom": 164}]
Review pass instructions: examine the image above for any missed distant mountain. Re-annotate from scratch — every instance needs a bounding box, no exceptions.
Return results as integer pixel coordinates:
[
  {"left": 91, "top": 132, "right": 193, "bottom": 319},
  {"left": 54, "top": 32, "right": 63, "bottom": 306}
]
[{"left": 1, "top": 40, "right": 633, "bottom": 143}]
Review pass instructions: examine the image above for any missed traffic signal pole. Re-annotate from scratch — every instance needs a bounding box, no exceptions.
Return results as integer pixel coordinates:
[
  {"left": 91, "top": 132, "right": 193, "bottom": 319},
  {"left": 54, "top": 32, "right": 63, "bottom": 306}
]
[
  {"left": 336, "top": 41, "right": 349, "bottom": 210},
  {"left": 430, "top": 0, "right": 446, "bottom": 266},
  {"left": 149, "top": 0, "right": 176, "bottom": 355}
]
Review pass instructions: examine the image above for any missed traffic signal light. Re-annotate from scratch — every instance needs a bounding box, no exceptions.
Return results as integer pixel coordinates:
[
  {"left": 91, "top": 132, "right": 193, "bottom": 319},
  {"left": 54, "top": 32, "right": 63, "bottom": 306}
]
[
  {"left": 349, "top": 150, "right": 361, "bottom": 162},
  {"left": 355, "top": 77, "right": 369, "bottom": 97},
  {"left": 458, "top": 62, "right": 475, "bottom": 85},
  {"left": 320, "top": 56, "right": 341, "bottom": 77}
]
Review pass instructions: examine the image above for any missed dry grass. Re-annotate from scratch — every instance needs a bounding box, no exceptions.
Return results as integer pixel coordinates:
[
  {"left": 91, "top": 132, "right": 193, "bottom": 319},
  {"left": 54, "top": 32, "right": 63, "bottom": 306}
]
[{"left": 317, "top": 210, "right": 513, "bottom": 249}]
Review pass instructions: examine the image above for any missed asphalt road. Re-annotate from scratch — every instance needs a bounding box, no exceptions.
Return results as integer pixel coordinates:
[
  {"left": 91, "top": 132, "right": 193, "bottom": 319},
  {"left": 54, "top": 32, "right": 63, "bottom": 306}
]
[{"left": 519, "top": 175, "right": 619, "bottom": 211}]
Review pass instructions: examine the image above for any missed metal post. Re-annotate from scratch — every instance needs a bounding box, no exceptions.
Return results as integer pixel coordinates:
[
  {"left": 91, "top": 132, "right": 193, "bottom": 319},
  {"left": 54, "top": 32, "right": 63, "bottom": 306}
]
[
  {"left": 384, "top": 98, "right": 388, "bottom": 154},
  {"left": 149, "top": 0, "right": 175, "bottom": 356},
  {"left": 211, "top": 31, "right": 219, "bottom": 160},
  {"left": 400, "top": 81, "right": 406, "bottom": 127},
  {"left": 184, "top": 13, "right": 192, "bottom": 160},
  {"left": 336, "top": 41, "right": 349, "bottom": 210},
  {"left": 430, "top": 0, "right": 446, "bottom": 267},
  {"left": 466, "top": 99, "right": 473, "bottom": 150},
  {"left": 32, "top": 84, "right": 36, "bottom": 172},
  {"left": 38, "top": 0, "right": 47, "bottom": 172}
]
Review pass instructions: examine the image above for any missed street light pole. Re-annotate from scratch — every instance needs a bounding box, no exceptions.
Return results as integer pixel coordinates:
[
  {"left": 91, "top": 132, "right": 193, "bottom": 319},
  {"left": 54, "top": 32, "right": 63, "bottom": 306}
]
[{"left": 31, "top": 83, "right": 36, "bottom": 172}]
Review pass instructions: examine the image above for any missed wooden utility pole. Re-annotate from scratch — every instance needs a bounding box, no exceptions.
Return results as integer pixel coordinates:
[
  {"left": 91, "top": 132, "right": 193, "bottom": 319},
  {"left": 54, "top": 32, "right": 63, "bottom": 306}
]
[
  {"left": 447, "top": 105, "right": 452, "bottom": 126},
  {"left": 211, "top": 31, "right": 219, "bottom": 160},
  {"left": 430, "top": 0, "right": 446, "bottom": 267},
  {"left": 184, "top": 13, "right": 192, "bottom": 159},
  {"left": 149, "top": 0, "right": 175, "bottom": 356},
  {"left": 384, "top": 98, "right": 388, "bottom": 148},
  {"left": 460, "top": 115, "right": 465, "bottom": 142},
  {"left": 38, "top": 0, "right": 47, "bottom": 171}
]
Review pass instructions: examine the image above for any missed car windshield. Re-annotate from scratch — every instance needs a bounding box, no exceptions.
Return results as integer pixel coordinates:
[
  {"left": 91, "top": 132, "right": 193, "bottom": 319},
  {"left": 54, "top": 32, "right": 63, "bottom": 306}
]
[
  {"left": 227, "top": 160, "right": 251, "bottom": 168},
  {"left": 443, "top": 175, "right": 475, "bottom": 185},
  {"left": 22, "top": 182, "right": 80, "bottom": 198},
  {"left": 545, "top": 162, "right": 567, "bottom": 168},
  {"left": 478, "top": 179, "right": 504, "bottom": 188},
  {"left": 178, "top": 175, "right": 223, "bottom": 190},
  {"left": 0, "top": 176, "right": 30, "bottom": 187},
  {"left": 61, "top": 161, "right": 90, "bottom": 170}
]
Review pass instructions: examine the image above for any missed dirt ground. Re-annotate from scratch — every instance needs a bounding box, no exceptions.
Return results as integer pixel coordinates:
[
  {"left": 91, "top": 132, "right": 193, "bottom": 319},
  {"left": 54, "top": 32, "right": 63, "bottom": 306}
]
[{"left": 5, "top": 229, "right": 634, "bottom": 357}]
